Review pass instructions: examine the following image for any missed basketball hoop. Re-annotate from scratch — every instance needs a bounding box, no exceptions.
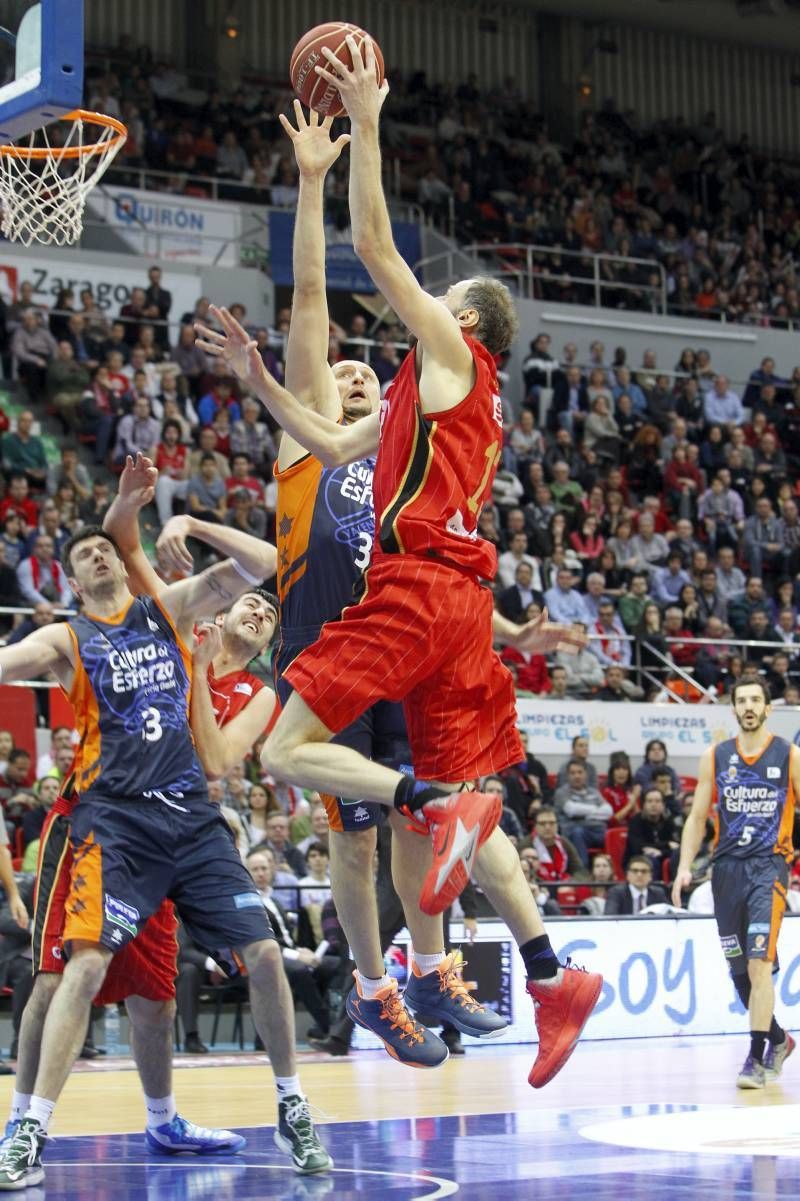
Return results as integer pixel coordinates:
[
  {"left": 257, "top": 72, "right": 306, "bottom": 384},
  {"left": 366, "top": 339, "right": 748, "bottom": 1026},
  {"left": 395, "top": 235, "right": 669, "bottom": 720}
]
[{"left": 0, "top": 109, "right": 127, "bottom": 246}]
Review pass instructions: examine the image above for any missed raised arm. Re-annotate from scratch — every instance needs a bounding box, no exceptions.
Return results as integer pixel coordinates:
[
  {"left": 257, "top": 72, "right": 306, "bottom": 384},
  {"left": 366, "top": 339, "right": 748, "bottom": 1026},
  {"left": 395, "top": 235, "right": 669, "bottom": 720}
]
[
  {"left": 156, "top": 514, "right": 278, "bottom": 581},
  {"left": 103, "top": 454, "right": 164, "bottom": 598},
  {"left": 189, "top": 625, "right": 276, "bottom": 777},
  {"left": 671, "top": 747, "right": 715, "bottom": 906},
  {"left": 314, "top": 38, "right": 472, "bottom": 379},
  {"left": 196, "top": 307, "right": 380, "bottom": 467},
  {"left": 279, "top": 104, "right": 349, "bottom": 428}
]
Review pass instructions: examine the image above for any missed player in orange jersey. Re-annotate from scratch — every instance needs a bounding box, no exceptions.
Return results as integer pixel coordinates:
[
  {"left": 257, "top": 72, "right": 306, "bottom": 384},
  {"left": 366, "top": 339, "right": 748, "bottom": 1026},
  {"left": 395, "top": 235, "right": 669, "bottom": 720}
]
[{"left": 195, "top": 41, "right": 602, "bottom": 1091}]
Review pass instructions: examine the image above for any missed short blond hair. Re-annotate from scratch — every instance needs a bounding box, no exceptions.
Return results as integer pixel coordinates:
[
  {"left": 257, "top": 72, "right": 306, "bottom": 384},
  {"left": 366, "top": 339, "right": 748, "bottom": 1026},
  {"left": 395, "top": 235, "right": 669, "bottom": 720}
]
[{"left": 463, "top": 277, "right": 519, "bottom": 355}]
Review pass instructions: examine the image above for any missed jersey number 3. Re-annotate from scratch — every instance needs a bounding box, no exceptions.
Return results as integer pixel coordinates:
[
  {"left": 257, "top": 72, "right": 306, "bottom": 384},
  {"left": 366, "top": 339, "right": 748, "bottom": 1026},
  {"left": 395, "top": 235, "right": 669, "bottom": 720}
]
[
  {"left": 141, "top": 707, "right": 163, "bottom": 742},
  {"left": 354, "top": 530, "right": 372, "bottom": 571}
]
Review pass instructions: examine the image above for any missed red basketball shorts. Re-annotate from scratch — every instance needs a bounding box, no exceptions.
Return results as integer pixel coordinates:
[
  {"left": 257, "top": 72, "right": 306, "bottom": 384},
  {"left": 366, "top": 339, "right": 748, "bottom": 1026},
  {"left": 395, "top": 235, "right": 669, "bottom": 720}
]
[
  {"left": 32, "top": 808, "right": 177, "bottom": 1004},
  {"left": 284, "top": 555, "right": 524, "bottom": 782}
]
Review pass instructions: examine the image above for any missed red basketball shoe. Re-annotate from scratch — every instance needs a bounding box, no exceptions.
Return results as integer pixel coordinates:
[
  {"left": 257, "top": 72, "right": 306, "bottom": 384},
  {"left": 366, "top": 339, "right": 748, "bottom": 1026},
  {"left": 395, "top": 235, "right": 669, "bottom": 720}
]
[
  {"left": 415, "top": 791, "right": 502, "bottom": 917},
  {"left": 527, "top": 961, "right": 603, "bottom": 1088}
]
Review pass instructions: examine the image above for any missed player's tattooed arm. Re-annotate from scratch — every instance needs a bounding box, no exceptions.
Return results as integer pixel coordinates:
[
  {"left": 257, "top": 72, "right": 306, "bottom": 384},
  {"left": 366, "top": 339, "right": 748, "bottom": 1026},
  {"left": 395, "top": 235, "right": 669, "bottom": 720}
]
[{"left": 196, "top": 307, "right": 381, "bottom": 467}]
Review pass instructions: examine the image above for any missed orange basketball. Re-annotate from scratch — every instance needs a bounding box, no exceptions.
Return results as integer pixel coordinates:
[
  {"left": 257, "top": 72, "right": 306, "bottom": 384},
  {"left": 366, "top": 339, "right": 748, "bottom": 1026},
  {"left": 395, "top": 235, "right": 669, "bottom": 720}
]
[{"left": 289, "top": 22, "right": 384, "bottom": 118}]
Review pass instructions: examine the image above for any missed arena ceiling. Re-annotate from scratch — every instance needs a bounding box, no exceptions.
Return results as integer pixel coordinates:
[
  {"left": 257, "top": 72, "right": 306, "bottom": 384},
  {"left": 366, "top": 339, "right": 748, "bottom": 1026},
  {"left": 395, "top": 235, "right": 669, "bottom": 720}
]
[{"left": 524, "top": 0, "right": 800, "bottom": 53}]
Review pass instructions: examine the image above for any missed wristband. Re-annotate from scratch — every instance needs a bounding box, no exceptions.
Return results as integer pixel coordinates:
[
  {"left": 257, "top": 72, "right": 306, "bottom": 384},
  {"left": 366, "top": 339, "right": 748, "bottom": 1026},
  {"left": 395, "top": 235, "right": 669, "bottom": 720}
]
[{"left": 230, "top": 558, "right": 262, "bottom": 586}]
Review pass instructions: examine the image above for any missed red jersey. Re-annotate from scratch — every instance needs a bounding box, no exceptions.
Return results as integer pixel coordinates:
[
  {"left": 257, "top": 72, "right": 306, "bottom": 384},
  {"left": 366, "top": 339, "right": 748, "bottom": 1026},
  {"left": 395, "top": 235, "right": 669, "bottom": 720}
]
[
  {"left": 207, "top": 664, "right": 266, "bottom": 726},
  {"left": 373, "top": 336, "right": 502, "bottom": 579}
]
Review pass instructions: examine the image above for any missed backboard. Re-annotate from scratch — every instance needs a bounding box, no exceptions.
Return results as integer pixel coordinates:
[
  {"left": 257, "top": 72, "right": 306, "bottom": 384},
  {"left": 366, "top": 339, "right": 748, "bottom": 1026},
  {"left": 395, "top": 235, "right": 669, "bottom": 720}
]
[{"left": 0, "top": 0, "right": 83, "bottom": 143}]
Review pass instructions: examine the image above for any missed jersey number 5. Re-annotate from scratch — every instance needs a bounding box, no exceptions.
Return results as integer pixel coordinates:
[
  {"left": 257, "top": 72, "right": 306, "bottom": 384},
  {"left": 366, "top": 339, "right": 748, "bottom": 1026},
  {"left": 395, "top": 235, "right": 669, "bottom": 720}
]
[{"left": 141, "top": 707, "right": 163, "bottom": 742}]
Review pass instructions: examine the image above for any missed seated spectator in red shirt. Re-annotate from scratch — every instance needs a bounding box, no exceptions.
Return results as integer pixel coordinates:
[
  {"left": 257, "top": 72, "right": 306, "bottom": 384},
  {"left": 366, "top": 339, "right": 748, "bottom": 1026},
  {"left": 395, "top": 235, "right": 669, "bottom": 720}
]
[
  {"left": 601, "top": 758, "right": 640, "bottom": 825},
  {"left": 499, "top": 642, "right": 551, "bottom": 694},
  {"left": 0, "top": 475, "right": 38, "bottom": 533},
  {"left": 224, "top": 452, "right": 264, "bottom": 504},
  {"left": 154, "top": 419, "right": 190, "bottom": 527},
  {"left": 530, "top": 808, "right": 588, "bottom": 882},
  {"left": 663, "top": 604, "right": 698, "bottom": 667}
]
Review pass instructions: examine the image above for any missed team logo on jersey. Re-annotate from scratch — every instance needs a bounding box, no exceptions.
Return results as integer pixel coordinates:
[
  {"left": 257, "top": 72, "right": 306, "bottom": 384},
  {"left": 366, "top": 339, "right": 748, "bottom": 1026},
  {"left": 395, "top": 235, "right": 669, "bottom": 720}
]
[
  {"left": 352, "top": 806, "right": 370, "bottom": 823},
  {"left": 147, "top": 618, "right": 160, "bottom": 633},
  {"left": 51, "top": 946, "right": 62, "bottom": 960},
  {"left": 767, "top": 766, "right": 781, "bottom": 778},
  {"left": 233, "top": 682, "right": 253, "bottom": 696},
  {"left": 446, "top": 510, "right": 478, "bottom": 542},
  {"left": 729, "top": 754, "right": 739, "bottom": 764},
  {"left": 492, "top": 393, "right": 504, "bottom": 428},
  {"left": 727, "top": 766, "right": 737, "bottom": 778}
]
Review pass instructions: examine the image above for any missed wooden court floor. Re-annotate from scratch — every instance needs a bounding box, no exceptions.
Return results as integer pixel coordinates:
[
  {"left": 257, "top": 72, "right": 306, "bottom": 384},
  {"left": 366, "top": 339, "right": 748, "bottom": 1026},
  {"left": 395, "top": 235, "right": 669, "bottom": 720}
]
[
  {"left": 5, "top": 1037, "right": 800, "bottom": 1200},
  {"left": 6, "top": 1035, "right": 796, "bottom": 1138}
]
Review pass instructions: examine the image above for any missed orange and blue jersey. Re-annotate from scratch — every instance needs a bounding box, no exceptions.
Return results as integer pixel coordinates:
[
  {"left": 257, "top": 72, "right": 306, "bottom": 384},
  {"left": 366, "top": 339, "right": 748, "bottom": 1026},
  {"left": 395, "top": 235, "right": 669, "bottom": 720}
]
[
  {"left": 712, "top": 734, "right": 796, "bottom": 862},
  {"left": 274, "top": 449, "right": 375, "bottom": 642},
  {"left": 66, "top": 595, "right": 205, "bottom": 803}
]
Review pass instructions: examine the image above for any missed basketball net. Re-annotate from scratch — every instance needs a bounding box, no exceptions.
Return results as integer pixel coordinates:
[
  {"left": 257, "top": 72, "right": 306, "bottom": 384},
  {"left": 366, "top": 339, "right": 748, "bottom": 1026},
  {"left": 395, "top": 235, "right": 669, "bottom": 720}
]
[{"left": 0, "top": 109, "right": 128, "bottom": 246}]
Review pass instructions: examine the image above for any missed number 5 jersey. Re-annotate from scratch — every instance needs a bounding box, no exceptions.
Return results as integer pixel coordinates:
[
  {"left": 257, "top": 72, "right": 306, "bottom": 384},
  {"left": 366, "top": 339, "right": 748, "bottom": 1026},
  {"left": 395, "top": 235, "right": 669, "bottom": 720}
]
[{"left": 711, "top": 734, "right": 796, "bottom": 861}]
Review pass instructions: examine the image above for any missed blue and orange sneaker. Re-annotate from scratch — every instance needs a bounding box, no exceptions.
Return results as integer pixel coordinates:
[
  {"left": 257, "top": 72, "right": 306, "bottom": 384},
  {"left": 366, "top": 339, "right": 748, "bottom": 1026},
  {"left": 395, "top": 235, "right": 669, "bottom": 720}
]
[
  {"left": 145, "top": 1114, "right": 246, "bottom": 1155},
  {"left": 345, "top": 975, "right": 449, "bottom": 1068},
  {"left": 404, "top": 951, "right": 509, "bottom": 1039},
  {"left": 764, "top": 1031, "right": 796, "bottom": 1080},
  {"left": 414, "top": 792, "right": 502, "bottom": 916}
]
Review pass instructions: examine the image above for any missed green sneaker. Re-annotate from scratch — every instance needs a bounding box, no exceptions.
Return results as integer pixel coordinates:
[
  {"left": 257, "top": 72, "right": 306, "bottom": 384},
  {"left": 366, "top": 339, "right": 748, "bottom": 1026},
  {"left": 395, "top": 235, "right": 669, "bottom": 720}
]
[
  {"left": 274, "top": 1096, "right": 332, "bottom": 1175},
  {"left": 0, "top": 1117, "right": 46, "bottom": 1190}
]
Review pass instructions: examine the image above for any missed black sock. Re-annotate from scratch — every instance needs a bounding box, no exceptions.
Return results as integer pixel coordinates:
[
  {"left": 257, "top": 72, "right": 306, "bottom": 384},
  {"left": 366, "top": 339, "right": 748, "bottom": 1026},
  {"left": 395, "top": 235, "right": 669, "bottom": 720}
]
[
  {"left": 732, "top": 973, "right": 751, "bottom": 1009},
  {"left": 734, "top": 976, "right": 784, "bottom": 1046},
  {"left": 769, "top": 1017, "right": 786, "bottom": 1046},
  {"left": 393, "top": 776, "right": 448, "bottom": 815},
  {"left": 520, "top": 934, "right": 559, "bottom": 981},
  {"left": 750, "top": 1030, "right": 769, "bottom": 1064}
]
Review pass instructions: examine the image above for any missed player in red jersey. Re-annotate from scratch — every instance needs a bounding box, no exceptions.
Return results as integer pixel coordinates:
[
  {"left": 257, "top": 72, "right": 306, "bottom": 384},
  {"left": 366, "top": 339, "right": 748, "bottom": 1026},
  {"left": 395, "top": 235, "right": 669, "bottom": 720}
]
[{"left": 196, "top": 44, "right": 602, "bottom": 1089}]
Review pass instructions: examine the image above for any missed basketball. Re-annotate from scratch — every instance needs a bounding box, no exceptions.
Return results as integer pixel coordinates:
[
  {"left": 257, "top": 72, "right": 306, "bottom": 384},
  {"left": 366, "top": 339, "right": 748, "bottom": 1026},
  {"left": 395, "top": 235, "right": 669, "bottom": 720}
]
[{"left": 289, "top": 22, "right": 385, "bottom": 117}]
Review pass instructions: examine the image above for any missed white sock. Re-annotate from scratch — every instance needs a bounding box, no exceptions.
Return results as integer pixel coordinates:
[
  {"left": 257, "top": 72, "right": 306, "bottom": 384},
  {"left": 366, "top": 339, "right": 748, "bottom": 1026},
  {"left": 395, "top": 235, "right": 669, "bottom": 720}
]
[
  {"left": 413, "top": 950, "right": 446, "bottom": 976},
  {"left": 9, "top": 1092, "right": 30, "bottom": 1123},
  {"left": 356, "top": 971, "right": 392, "bottom": 999},
  {"left": 275, "top": 1075, "right": 302, "bottom": 1099},
  {"left": 25, "top": 1096, "right": 55, "bottom": 1133},
  {"left": 144, "top": 1094, "right": 177, "bottom": 1130}
]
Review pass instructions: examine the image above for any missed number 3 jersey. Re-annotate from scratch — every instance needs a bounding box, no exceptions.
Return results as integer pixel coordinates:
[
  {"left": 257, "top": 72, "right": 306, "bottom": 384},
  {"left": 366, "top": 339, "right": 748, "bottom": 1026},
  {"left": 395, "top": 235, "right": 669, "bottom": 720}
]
[
  {"left": 65, "top": 595, "right": 205, "bottom": 803},
  {"left": 712, "top": 734, "right": 796, "bottom": 861},
  {"left": 274, "top": 448, "right": 375, "bottom": 641}
]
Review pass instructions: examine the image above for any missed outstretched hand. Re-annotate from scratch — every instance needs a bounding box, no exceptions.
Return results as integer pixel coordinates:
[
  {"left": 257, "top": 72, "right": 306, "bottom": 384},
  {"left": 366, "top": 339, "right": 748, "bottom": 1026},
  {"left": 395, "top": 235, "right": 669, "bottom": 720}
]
[
  {"left": 514, "top": 610, "right": 588, "bottom": 656},
  {"left": 195, "top": 306, "right": 274, "bottom": 394},
  {"left": 156, "top": 515, "right": 194, "bottom": 576},
  {"left": 314, "top": 35, "right": 389, "bottom": 126},
  {"left": 118, "top": 453, "right": 157, "bottom": 509},
  {"left": 279, "top": 99, "right": 351, "bottom": 177}
]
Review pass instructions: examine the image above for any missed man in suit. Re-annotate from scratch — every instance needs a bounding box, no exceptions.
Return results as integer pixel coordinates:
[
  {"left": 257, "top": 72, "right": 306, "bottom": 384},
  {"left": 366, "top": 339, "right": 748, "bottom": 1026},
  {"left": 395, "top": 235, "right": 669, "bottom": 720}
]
[
  {"left": 497, "top": 561, "right": 544, "bottom": 623},
  {"left": 604, "top": 856, "right": 668, "bottom": 915},
  {"left": 247, "top": 848, "right": 342, "bottom": 1039},
  {"left": 144, "top": 266, "right": 172, "bottom": 349},
  {"left": 549, "top": 365, "right": 589, "bottom": 434}
]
